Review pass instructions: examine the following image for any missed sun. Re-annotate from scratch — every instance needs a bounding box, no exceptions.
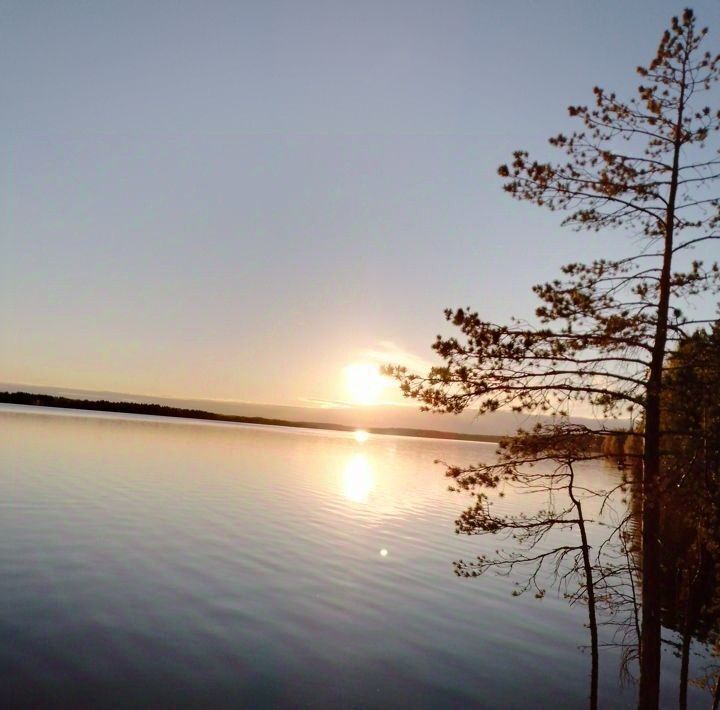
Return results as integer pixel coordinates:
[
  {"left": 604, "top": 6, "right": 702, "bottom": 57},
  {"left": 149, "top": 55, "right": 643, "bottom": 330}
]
[{"left": 344, "top": 363, "right": 390, "bottom": 405}]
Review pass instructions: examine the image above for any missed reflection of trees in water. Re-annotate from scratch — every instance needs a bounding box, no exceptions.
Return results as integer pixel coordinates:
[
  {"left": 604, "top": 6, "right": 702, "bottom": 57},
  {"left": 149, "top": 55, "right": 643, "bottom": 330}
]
[
  {"left": 447, "top": 397, "right": 720, "bottom": 708},
  {"left": 622, "top": 453, "right": 720, "bottom": 708},
  {"left": 608, "top": 327, "right": 720, "bottom": 707},
  {"left": 446, "top": 423, "right": 635, "bottom": 710}
]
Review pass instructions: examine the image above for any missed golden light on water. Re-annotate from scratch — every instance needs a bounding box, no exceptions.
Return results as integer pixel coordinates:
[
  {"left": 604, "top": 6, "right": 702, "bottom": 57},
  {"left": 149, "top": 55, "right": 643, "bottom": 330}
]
[
  {"left": 353, "top": 429, "right": 369, "bottom": 443},
  {"left": 344, "top": 363, "right": 390, "bottom": 405},
  {"left": 342, "top": 453, "right": 375, "bottom": 503}
]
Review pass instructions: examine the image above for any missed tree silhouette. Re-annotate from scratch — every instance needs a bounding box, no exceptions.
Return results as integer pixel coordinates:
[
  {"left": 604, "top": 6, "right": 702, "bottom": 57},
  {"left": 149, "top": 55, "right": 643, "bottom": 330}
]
[
  {"left": 387, "top": 9, "right": 720, "bottom": 707},
  {"left": 446, "top": 423, "right": 630, "bottom": 710}
]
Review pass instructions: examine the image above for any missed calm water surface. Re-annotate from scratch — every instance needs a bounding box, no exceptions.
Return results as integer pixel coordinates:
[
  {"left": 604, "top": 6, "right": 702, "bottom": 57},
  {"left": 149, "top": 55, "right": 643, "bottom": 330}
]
[{"left": 0, "top": 406, "right": 705, "bottom": 708}]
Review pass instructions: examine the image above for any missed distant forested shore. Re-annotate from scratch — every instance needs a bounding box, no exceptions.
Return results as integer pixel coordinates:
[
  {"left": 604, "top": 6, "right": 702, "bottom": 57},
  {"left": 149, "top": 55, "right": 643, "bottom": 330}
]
[{"left": 0, "top": 391, "right": 504, "bottom": 444}]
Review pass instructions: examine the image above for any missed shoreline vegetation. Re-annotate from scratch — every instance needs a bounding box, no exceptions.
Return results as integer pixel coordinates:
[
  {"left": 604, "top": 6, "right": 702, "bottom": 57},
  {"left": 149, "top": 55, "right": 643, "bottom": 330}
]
[{"left": 0, "top": 391, "right": 504, "bottom": 444}]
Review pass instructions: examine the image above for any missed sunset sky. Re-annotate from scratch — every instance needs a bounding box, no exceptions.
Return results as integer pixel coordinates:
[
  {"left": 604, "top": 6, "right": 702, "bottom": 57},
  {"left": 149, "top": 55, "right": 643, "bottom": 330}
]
[{"left": 3, "top": 1, "right": 719, "bottom": 423}]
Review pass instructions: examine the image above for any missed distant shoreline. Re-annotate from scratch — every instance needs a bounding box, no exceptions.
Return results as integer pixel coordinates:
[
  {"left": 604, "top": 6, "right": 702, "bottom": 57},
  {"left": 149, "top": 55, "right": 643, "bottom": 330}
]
[{"left": 0, "top": 392, "right": 503, "bottom": 444}]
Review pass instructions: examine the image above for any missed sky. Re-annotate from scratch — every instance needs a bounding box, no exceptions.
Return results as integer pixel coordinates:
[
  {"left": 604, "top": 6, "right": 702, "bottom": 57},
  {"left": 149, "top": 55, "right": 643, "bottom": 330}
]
[{"left": 3, "top": 1, "right": 720, "bottom": 428}]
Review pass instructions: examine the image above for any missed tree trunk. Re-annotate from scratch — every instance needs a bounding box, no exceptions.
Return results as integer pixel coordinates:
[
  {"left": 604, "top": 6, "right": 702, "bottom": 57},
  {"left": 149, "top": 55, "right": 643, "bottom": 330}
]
[
  {"left": 679, "top": 564, "right": 701, "bottom": 710},
  {"left": 638, "top": 50, "right": 687, "bottom": 708},
  {"left": 568, "top": 463, "right": 599, "bottom": 710},
  {"left": 639, "top": 401, "right": 663, "bottom": 709},
  {"left": 678, "top": 618, "right": 691, "bottom": 710}
]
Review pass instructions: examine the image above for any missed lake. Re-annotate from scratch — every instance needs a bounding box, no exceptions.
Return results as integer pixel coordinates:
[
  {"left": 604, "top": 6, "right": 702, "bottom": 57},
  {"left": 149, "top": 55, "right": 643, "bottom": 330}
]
[{"left": 0, "top": 406, "right": 708, "bottom": 708}]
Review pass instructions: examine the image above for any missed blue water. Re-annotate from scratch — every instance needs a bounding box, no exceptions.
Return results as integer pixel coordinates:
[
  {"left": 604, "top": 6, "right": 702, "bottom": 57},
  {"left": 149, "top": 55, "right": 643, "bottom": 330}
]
[{"left": 0, "top": 406, "right": 707, "bottom": 707}]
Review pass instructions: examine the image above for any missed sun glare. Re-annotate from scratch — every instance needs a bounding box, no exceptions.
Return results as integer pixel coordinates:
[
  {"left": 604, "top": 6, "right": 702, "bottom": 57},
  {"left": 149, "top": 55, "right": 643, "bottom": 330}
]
[
  {"left": 354, "top": 429, "right": 369, "bottom": 443},
  {"left": 342, "top": 454, "right": 375, "bottom": 503},
  {"left": 344, "top": 363, "right": 390, "bottom": 405}
]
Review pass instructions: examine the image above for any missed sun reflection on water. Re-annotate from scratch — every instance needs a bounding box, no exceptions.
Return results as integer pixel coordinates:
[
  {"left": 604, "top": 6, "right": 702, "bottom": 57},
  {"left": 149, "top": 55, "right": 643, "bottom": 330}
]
[{"left": 342, "top": 454, "right": 375, "bottom": 503}]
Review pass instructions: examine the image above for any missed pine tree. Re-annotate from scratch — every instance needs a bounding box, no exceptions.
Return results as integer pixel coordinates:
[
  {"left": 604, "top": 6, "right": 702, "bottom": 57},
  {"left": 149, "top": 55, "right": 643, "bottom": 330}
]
[{"left": 388, "top": 10, "right": 720, "bottom": 706}]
